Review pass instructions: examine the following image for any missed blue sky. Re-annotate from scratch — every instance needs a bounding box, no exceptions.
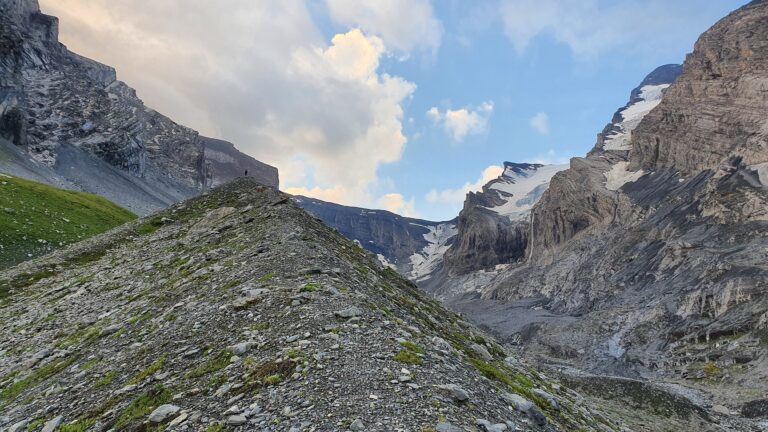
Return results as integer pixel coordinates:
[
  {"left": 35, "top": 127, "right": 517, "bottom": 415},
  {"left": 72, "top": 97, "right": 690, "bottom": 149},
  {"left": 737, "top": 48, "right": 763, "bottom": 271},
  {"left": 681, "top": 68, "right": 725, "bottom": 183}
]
[{"left": 45, "top": 0, "right": 748, "bottom": 220}]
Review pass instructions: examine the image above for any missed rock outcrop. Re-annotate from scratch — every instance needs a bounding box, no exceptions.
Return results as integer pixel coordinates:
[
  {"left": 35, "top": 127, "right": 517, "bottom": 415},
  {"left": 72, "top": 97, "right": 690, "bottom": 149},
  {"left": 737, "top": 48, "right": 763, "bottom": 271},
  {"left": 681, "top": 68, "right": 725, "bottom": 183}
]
[
  {"left": 0, "top": 178, "right": 617, "bottom": 432},
  {"left": 202, "top": 137, "right": 278, "bottom": 189},
  {"left": 630, "top": 3, "right": 768, "bottom": 175},
  {"left": 444, "top": 163, "right": 566, "bottom": 276},
  {"left": 0, "top": 0, "right": 278, "bottom": 215},
  {"left": 469, "top": 2, "right": 768, "bottom": 421}
]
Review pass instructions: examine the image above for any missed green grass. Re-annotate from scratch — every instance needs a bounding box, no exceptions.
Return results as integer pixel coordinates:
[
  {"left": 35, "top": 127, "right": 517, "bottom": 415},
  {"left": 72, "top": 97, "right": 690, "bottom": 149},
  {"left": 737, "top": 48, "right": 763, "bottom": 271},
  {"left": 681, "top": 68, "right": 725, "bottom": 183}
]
[
  {"left": 394, "top": 350, "right": 422, "bottom": 365},
  {"left": 399, "top": 340, "right": 424, "bottom": 354},
  {"left": 206, "top": 424, "right": 225, "bottom": 432},
  {"left": 0, "top": 356, "right": 75, "bottom": 404},
  {"left": 258, "top": 273, "right": 276, "bottom": 282},
  {"left": 94, "top": 371, "right": 116, "bottom": 389},
  {"left": 60, "top": 418, "right": 96, "bottom": 432},
  {"left": 185, "top": 350, "right": 231, "bottom": 379},
  {"left": 128, "top": 356, "right": 166, "bottom": 385},
  {"left": 301, "top": 283, "right": 320, "bottom": 292},
  {"left": 134, "top": 216, "right": 165, "bottom": 235},
  {"left": 56, "top": 324, "right": 102, "bottom": 349},
  {"left": 263, "top": 374, "right": 283, "bottom": 385},
  {"left": 114, "top": 385, "right": 172, "bottom": 429},
  {"left": 0, "top": 173, "right": 136, "bottom": 270}
]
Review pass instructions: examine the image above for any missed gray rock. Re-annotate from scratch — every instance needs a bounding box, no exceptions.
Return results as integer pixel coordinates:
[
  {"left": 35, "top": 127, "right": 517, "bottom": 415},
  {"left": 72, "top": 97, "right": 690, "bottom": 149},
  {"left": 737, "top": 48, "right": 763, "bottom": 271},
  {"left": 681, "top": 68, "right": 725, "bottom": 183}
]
[
  {"left": 470, "top": 343, "right": 493, "bottom": 361},
  {"left": 712, "top": 405, "right": 730, "bottom": 415},
  {"left": 148, "top": 404, "right": 180, "bottom": 423},
  {"left": 226, "top": 415, "right": 247, "bottom": 426},
  {"left": 502, "top": 392, "right": 533, "bottom": 412},
  {"left": 438, "top": 384, "right": 470, "bottom": 402},
  {"left": 532, "top": 388, "right": 559, "bottom": 410},
  {"left": 334, "top": 306, "right": 364, "bottom": 319},
  {"left": 229, "top": 342, "right": 253, "bottom": 355},
  {"left": 476, "top": 419, "right": 507, "bottom": 432},
  {"left": 100, "top": 324, "right": 121, "bottom": 336},
  {"left": 349, "top": 418, "right": 366, "bottom": 431},
  {"left": 41, "top": 416, "right": 63, "bottom": 432},
  {"left": 8, "top": 419, "right": 29, "bottom": 432},
  {"left": 435, "top": 423, "right": 463, "bottom": 432}
]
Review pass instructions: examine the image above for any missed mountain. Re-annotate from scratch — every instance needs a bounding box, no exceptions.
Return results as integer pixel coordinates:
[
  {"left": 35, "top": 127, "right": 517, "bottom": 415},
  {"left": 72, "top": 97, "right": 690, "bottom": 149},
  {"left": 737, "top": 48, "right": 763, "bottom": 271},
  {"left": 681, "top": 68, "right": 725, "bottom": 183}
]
[
  {"left": 0, "top": 0, "right": 278, "bottom": 216},
  {"left": 440, "top": 163, "right": 568, "bottom": 279},
  {"left": 0, "top": 178, "right": 618, "bottom": 432},
  {"left": 293, "top": 196, "right": 457, "bottom": 280},
  {"left": 453, "top": 0, "right": 768, "bottom": 424},
  {"left": 0, "top": 173, "right": 135, "bottom": 269},
  {"left": 294, "top": 161, "right": 566, "bottom": 287}
]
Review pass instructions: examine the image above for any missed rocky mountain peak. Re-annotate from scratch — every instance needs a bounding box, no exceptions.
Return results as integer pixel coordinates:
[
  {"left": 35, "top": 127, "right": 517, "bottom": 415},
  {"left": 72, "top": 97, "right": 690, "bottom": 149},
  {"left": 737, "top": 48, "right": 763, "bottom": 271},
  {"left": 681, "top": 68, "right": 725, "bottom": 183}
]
[
  {"left": 500, "top": 162, "right": 544, "bottom": 177},
  {"left": 629, "top": 0, "right": 768, "bottom": 175}
]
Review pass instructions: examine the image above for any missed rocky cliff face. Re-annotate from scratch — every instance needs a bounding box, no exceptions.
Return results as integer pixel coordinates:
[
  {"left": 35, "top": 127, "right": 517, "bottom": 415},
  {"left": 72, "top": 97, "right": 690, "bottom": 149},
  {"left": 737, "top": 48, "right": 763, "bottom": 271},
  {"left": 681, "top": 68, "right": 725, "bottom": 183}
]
[
  {"left": 630, "top": 2, "right": 768, "bottom": 176},
  {"left": 471, "top": 1, "right": 768, "bottom": 421},
  {"left": 444, "top": 163, "right": 566, "bottom": 276},
  {"left": 293, "top": 196, "right": 456, "bottom": 279},
  {"left": 0, "top": 178, "right": 619, "bottom": 432},
  {"left": 294, "top": 162, "right": 566, "bottom": 286},
  {"left": 0, "top": 0, "right": 278, "bottom": 215},
  {"left": 202, "top": 137, "right": 278, "bottom": 189}
]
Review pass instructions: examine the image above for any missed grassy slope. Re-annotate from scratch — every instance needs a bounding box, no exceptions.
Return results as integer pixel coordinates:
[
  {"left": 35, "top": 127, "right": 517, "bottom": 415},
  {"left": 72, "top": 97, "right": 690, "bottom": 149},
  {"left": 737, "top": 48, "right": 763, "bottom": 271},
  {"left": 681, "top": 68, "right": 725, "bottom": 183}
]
[{"left": 0, "top": 173, "right": 136, "bottom": 269}]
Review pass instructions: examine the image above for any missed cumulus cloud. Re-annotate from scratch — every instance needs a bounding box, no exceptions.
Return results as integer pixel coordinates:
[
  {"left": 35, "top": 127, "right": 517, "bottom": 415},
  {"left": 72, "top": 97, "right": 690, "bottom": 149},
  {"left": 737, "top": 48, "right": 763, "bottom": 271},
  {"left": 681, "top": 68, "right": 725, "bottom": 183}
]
[
  {"left": 427, "top": 101, "right": 494, "bottom": 142},
  {"left": 529, "top": 112, "right": 550, "bottom": 135},
  {"left": 40, "top": 0, "right": 416, "bottom": 213},
  {"left": 500, "top": 0, "right": 727, "bottom": 58},
  {"left": 426, "top": 165, "right": 504, "bottom": 204},
  {"left": 325, "top": 0, "right": 442, "bottom": 56},
  {"left": 378, "top": 193, "right": 418, "bottom": 217}
]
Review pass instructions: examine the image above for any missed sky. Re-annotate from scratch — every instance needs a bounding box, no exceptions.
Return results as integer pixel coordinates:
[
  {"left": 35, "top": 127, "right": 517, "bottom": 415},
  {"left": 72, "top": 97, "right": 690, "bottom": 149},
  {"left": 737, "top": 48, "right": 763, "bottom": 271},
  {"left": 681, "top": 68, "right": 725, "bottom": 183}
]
[{"left": 39, "top": 0, "right": 748, "bottom": 221}]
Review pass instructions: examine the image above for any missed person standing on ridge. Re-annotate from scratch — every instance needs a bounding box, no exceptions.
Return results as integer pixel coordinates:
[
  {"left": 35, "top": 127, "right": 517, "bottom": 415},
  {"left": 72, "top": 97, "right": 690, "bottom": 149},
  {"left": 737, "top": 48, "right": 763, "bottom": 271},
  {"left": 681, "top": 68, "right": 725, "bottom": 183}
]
[{"left": 244, "top": 169, "right": 248, "bottom": 177}]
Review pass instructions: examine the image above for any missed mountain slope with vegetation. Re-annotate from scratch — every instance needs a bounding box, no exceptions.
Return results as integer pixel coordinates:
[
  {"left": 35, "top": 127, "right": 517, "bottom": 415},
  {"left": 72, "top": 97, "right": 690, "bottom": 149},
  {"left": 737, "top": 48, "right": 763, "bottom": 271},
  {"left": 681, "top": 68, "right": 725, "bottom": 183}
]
[
  {"left": 0, "top": 178, "right": 618, "bottom": 432},
  {"left": 0, "top": 173, "right": 135, "bottom": 270}
]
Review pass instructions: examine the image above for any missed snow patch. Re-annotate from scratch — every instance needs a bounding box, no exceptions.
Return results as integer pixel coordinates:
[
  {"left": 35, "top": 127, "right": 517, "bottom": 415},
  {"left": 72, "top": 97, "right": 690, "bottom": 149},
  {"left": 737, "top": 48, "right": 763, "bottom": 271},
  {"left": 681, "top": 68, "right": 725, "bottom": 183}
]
[
  {"left": 604, "top": 162, "right": 645, "bottom": 191},
  {"left": 408, "top": 223, "right": 457, "bottom": 281},
  {"left": 603, "top": 84, "right": 670, "bottom": 151},
  {"left": 751, "top": 162, "right": 768, "bottom": 186},
  {"left": 377, "top": 254, "right": 396, "bottom": 270},
  {"left": 607, "top": 331, "right": 627, "bottom": 359},
  {"left": 485, "top": 164, "right": 568, "bottom": 220}
]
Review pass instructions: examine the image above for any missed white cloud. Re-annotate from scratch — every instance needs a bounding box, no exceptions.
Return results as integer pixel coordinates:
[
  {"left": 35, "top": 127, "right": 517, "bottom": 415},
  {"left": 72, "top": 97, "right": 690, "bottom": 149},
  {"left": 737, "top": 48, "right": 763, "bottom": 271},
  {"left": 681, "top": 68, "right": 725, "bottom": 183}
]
[
  {"left": 499, "top": 0, "right": 725, "bottom": 58},
  {"left": 529, "top": 112, "right": 550, "bottom": 135},
  {"left": 426, "top": 165, "right": 504, "bottom": 204},
  {"left": 40, "top": 1, "right": 415, "bottom": 211},
  {"left": 325, "top": 0, "right": 442, "bottom": 56},
  {"left": 378, "top": 193, "right": 418, "bottom": 217},
  {"left": 427, "top": 101, "right": 494, "bottom": 142}
]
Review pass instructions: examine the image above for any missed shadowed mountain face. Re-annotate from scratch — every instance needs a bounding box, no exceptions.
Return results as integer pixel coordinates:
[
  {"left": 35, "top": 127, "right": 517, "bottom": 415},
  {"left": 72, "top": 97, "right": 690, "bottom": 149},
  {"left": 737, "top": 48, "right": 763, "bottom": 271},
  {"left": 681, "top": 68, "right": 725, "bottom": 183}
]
[
  {"left": 0, "top": 0, "right": 277, "bottom": 215},
  {"left": 202, "top": 137, "right": 278, "bottom": 189},
  {"left": 0, "top": 178, "right": 621, "bottom": 432},
  {"left": 293, "top": 196, "right": 456, "bottom": 278}
]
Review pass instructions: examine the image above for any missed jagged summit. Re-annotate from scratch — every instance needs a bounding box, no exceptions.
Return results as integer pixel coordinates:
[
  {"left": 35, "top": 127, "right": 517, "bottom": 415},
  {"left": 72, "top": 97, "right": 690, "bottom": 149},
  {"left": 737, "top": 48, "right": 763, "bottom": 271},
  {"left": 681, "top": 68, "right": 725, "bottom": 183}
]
[
  {"left": 500, "top": 162, "right": 543, "bottom": 176},
  {"left": 481, "top": 163, "right": 568, "bottom": 221},
  {"left": 593, "top": 64, "right": 682, "bottom": 154},
  {"left": 0, "top": 177, "right": 614, "bottom": 431},
  {"left": 629, "top": 64, "right": 682, "bottom": 101}
]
